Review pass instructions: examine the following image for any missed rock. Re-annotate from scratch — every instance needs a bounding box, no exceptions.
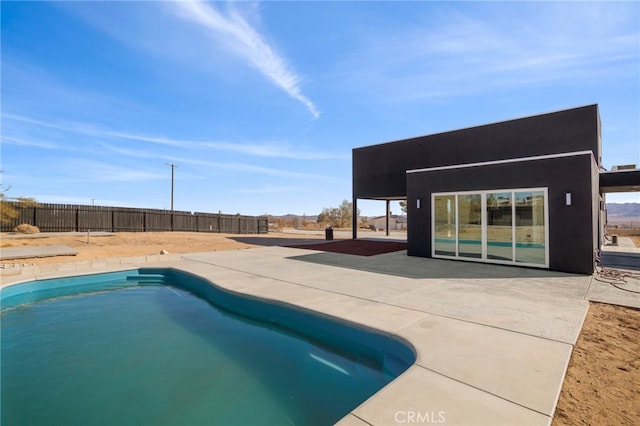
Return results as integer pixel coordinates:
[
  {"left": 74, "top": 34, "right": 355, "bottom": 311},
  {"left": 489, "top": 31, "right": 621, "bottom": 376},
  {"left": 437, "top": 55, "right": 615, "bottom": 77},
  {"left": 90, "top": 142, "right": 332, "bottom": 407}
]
[{"left": 13, "top": 224, "right": 40, "bottom": 234}]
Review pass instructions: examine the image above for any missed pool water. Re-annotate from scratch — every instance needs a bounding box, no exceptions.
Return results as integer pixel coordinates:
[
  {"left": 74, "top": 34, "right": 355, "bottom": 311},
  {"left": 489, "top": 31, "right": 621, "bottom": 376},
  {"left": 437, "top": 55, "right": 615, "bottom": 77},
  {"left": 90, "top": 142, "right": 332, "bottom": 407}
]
[{"left": 1, "top": 270, "right": 414, "bottom": 426}]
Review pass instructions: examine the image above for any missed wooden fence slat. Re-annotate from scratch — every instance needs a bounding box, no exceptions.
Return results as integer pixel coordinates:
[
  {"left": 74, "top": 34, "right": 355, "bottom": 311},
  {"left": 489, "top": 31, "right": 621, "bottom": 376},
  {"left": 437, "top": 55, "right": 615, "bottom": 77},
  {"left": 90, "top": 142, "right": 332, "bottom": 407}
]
[
  {"left": 1, "top": 202, "right": 267, "bottom": 235},
  {"left": 146, "top": 212, "right": 172, "bottom": 232},
  {"left": 78, "top": 207, "right": 113, "bottom": 232},
  {"left": 195, "top": 213, "right": 220, "bottom": 232},
  {"left": 113, "top": 210, "right": 145, "bottom": 232}
]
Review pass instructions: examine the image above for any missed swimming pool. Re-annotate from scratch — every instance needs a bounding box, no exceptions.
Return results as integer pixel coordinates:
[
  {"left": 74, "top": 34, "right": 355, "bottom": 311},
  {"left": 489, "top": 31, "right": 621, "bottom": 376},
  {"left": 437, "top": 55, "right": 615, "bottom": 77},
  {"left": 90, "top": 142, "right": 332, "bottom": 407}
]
[{"left": 1, "top": 269, "right": 415, "bottom": 426}]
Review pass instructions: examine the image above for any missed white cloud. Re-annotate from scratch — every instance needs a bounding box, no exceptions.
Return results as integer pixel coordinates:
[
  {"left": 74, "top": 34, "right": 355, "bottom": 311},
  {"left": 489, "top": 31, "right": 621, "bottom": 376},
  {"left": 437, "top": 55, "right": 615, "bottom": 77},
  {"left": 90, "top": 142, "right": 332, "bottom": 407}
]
[
  {"left": 172, "top": 0, "right": 319, "bottom": 118},
  {"left": 1, "top": 136, "right": 58, "bottom": 149},
  {"left": 337, "top": 2, "right": 639, "bottom": 102},
  {"left": 64, "top": 161, "right": 166, "bottom": 183},
  {"left": 235, "top": 184, "right": 304, "bottom": 194},
  {"left": 2, "top": 114, "right": 345, "bottom": 160},
  {"left": 3, "top": 113, "right": 103, "bottom": 139},
  {"left": 98, "top": 143, "right": 341, "bottom": 182},
  {"left": 105, "top": 130, "right": 345, "bottom": 160}
]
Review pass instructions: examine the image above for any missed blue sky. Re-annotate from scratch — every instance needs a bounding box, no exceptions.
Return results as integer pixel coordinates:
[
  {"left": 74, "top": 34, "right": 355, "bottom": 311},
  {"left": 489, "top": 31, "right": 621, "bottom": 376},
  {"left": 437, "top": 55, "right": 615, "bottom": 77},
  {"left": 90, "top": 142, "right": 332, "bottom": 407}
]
[{"left": 2, "top": 1, "right": 639, "bottom": 217}]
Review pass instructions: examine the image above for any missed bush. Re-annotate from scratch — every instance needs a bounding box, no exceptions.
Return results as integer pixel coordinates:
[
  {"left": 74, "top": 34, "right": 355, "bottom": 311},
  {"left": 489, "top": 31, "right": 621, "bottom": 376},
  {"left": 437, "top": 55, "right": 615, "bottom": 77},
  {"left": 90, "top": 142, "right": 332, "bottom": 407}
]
[
  {"left": 13, "top": 223, "right": 40, "bottom": 234},
  {"left": 1, "top": 189, "right": 39, "bottom": 225}
]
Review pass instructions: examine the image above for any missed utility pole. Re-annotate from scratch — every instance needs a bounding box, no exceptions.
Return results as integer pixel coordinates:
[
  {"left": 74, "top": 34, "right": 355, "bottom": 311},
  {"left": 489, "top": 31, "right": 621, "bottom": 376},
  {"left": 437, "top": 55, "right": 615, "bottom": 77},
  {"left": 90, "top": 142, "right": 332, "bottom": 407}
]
[{"left": 165, "top": 163, "right": 178, "bottom": 211}]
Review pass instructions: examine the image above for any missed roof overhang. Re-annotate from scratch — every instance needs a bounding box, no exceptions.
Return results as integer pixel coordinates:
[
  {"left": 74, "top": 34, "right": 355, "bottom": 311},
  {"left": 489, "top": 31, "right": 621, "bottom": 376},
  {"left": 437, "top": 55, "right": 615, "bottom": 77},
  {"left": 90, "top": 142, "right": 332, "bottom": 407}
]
[
  {"left": 600, "top": 169, "right": 640, "bottom": 193},
  {"left": 355, "top": 196, "right": 406, "bottom": 201}
]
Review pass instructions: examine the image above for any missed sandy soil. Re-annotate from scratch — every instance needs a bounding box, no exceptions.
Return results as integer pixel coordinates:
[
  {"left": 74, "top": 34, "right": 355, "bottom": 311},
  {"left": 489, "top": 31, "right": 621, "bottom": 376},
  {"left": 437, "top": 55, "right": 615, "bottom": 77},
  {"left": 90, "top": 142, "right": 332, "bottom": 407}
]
[
  {"left": 0, "top": 231, "right": 327, "bottom": 265},
  {"left": 553, "top": 303, "right": 640, "bottom": 426},
  {"left": 2, "top": 231, "right": 639, "bottom": 424}
]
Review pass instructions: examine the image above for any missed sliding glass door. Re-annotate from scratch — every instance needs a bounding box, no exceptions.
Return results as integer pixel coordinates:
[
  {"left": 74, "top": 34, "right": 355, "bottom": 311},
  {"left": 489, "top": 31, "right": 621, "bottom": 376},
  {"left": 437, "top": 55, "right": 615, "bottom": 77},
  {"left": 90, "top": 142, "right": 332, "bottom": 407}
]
[
  {"left": 486, "top": 192, "right": 513, "bottom": 261},
  {"left": 431, "top": 188, "right": 548, "bottom": 267},
  {"left": 458, "top": 194, "right": 482, "bottom": 259},
  {"left": 433, "top": 195, "right": 456, "bottom": 256},
  {"left": 515, "top": 191, "right": 546, "bottom": 264}
]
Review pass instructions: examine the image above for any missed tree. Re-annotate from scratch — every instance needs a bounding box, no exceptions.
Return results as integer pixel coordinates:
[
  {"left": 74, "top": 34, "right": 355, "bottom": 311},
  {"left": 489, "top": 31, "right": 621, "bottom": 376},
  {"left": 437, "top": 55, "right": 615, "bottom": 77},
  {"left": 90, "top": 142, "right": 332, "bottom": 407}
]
[
  {"left": 317, "top": 199, "right": 360, "bottom": 228},
  {"left": 1, "top": 185, "right": 38, "bottom": 225}
]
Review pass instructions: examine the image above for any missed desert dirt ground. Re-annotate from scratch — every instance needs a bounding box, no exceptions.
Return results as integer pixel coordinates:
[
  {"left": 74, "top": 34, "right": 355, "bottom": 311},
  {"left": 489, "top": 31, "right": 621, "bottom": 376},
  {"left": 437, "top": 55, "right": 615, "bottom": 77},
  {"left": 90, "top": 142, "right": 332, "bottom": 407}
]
[
  {"left": 0, "top": 231, "right": 328, "bottom": 266},
  {"left": 552, "top": 303, "right": 640, "bottom": 426},
  {"left": 1, "top": 231, "right": 639, "bottom": 425}
]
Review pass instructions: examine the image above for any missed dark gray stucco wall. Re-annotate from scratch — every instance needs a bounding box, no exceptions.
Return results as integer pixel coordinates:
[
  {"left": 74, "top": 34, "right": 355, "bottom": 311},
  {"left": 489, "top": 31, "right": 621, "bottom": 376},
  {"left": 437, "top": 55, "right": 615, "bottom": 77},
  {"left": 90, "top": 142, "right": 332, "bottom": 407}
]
[
  {"left": 353, "top": 104, "right": 601, "bottom": 200},
  {"left": 592, "top": 163, "right": 603, "bottom": 252},
  {"left": 406, "top": 154, "right": 598, "bottom": 274}
]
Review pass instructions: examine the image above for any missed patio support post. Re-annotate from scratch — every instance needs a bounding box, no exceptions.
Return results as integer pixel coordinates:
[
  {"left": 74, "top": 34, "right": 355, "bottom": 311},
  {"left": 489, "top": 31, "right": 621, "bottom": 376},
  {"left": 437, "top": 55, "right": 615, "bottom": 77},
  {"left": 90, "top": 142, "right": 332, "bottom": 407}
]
[
  {"left": 352, "top": 197, "right": 358, "bottom": 240},
  {"left": 386, "top": 200, "right": 390, "bottom": 236}
]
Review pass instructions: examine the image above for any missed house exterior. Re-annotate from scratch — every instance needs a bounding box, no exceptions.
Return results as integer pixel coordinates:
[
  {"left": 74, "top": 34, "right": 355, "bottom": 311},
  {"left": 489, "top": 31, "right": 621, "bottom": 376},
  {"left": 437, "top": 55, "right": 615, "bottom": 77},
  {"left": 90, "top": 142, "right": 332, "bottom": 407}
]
[
  {"left": 352, "top": 105, "right": 638, "bottom": 275},
  {"left": 368, "top": 215, "right": 408, "bottom": 231}
]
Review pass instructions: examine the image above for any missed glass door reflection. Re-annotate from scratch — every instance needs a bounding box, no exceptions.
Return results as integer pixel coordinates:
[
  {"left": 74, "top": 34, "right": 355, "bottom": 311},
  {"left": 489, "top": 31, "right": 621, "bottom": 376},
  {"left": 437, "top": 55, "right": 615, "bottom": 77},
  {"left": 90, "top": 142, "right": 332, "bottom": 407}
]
[
  {"left": 434, "top": 195, "right": 456, "bottom": 256},
  {"left": 515, "top": 191, "right": 546, "bottom": 264},
  {"left": 457, "top": 194, "right": 482, "bottom": 258},
  {"left": 486, "top": 192, "right": 513, "bottom": 261}
]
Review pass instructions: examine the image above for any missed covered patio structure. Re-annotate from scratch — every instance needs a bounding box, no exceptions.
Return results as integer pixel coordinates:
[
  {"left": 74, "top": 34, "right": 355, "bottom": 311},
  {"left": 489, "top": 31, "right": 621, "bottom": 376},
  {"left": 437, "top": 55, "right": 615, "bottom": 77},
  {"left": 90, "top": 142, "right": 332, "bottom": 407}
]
[{"left": 352, "top": 104, "right": 639, "bottom": 275}]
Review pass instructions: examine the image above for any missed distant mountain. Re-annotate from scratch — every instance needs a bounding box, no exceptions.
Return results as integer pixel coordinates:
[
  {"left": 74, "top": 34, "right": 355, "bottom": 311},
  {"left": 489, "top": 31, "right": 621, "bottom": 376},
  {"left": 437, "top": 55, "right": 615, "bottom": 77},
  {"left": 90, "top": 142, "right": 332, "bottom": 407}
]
[
  {"left": 270, "top": 206, "right": 639, "bottom": 223},
  {"left": 268, "top": 214, "right": 318, "bottom": 222},
  {"left": 606, "top": 203, "right": 640, "bottom": 226},
  {"left": 606, "top": 203, "right": 640, "bottom": 217}
]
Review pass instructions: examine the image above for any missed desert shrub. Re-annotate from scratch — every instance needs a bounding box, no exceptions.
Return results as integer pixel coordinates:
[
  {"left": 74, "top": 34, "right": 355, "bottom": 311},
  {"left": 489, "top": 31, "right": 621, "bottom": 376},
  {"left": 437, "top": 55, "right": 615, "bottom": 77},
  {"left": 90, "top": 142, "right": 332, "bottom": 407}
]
[
  {"left": 13, "top": 223, "right": 40, "bottom": 234},
  {"left": 1, "top": 188, "right": 39, "bottom": 225}
]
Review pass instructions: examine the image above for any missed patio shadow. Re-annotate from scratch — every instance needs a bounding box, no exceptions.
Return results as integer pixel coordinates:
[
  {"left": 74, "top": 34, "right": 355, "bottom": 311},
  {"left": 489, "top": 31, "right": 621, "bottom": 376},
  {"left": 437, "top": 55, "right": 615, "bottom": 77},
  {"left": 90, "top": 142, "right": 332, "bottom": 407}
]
[{"left": 288, "top": 250, "right": 583, "bottom": 280}]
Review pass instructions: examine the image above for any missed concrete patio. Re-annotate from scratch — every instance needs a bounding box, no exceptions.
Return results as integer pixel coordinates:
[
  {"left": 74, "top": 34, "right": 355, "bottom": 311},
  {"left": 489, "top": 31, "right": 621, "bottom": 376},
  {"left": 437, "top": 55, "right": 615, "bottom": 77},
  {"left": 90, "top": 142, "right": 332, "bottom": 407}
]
[{"left": 2, "top": 244, "right": 639, "bottom": 425}]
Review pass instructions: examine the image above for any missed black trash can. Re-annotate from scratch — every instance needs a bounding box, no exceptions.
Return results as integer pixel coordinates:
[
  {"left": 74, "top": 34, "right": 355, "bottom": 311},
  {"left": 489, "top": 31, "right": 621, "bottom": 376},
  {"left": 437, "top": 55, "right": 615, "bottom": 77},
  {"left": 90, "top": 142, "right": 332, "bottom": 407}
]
[{"left": 325, "top": 226, "right": 334, "bottom": 241}]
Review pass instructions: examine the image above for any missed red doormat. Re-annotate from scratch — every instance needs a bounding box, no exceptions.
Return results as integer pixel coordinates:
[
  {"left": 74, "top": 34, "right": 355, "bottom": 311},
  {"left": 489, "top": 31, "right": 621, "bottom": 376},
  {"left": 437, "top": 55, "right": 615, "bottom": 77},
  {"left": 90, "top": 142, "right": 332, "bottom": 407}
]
[{"left": 287, "top": 239, "right": 407, "bottom": 256}]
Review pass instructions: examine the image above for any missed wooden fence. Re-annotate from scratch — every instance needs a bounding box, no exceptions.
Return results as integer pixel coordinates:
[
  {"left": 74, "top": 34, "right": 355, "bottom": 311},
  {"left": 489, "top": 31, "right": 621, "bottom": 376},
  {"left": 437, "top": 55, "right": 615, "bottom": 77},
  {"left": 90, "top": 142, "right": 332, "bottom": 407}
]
[{"left": 1, "top": 203, "right": 268, "bottom": 234}]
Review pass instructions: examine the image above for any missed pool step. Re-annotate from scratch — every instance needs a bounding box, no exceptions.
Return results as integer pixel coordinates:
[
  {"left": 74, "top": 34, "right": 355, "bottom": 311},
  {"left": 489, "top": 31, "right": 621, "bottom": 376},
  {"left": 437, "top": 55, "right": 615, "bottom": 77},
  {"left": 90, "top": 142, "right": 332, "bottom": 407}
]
[{"left": 125, "top": 274, "right": 167, "bottom": 285}]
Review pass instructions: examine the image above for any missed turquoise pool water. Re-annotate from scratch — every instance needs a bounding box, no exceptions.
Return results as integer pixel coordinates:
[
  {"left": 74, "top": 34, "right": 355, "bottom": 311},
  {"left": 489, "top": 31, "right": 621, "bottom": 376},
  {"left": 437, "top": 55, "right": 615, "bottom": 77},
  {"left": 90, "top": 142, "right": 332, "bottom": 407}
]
[{"left": 1, "top": 269, "right": 415, "bottom": 426}]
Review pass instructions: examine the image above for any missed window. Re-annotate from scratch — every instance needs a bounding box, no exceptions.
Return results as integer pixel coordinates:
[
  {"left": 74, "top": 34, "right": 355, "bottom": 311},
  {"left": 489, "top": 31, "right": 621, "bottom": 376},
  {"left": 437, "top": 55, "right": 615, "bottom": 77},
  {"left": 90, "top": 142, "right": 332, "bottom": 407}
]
[{"left": 432, "top": 188, "right": 548, "bottom": 268}]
